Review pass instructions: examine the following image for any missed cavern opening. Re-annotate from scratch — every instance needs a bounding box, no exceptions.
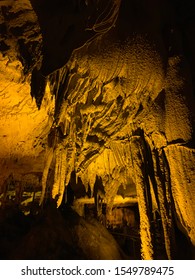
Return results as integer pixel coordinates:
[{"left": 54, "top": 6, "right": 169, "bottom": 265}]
[{"left": 0, "top": 0, "right": 195, "bottom": 260}]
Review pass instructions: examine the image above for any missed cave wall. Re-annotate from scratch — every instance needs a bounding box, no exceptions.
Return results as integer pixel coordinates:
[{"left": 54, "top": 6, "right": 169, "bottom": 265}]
[{"left": 0, "top": 0, "right": 55, "bottom": 195}]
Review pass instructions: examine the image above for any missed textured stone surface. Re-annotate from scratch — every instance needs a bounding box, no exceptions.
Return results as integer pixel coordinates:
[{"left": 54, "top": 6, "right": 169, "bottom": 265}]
[{"left": 0, "top": 0, "right": 195, "bottom": 260}]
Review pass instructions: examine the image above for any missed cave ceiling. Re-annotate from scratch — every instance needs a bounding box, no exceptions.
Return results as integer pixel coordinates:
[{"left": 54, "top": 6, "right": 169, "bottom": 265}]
[{"left": 0, "top": 0, "right": 195, "bottom": 259}]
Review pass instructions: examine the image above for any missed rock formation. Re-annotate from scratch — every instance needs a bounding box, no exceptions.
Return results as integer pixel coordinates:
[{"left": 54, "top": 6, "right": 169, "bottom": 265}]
[{"left": 0, "top": 0, "right": 195, "bottom": 259}]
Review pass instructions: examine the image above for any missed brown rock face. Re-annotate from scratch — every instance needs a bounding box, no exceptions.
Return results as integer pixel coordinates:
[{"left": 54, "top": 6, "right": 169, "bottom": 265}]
[{"left": 0, "top": 0, "right": 195, "bottom": 259}]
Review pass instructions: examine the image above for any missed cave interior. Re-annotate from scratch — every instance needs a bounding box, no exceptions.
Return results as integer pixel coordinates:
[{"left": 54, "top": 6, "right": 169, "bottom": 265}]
[{"left": 0, "top": 0, "right": 195, "bottom": 260}]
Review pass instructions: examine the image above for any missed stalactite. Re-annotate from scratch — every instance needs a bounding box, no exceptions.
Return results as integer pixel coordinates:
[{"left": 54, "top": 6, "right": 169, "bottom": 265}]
[
  {"left": 37, "top": 0, "right": 166, "bottom": 212},
  {"left": 40, "top": 146, "right": 54, "bottom": 205},
  {"left": 65, "top": 140, "right": 76, "bottom": 187},
  {"left": 86, "top": 167, "right": 96, "bottom": 196},
  {"left": 130, "top": 136, "right": 154, "bottom": 260},
  {"left": 51, "top": 140, "right": 67, "bottom": 207},
  {"left": 57, "top": 149, "right": 67, "bottom": 207},
  {"left": 80, "top": 171, "right": 90, "bottom": 194},
  {"left": 104, "top": 176, "right": 121, "bottom": 214},
  {"left": 160, "top": 150, "right": 177, "bottom": 258},
  {"left": 51, "top": 143, "right": 62, "bottom": 201},
  {"left": 151, "top": 148, "right": 176, "bottom": 259}
]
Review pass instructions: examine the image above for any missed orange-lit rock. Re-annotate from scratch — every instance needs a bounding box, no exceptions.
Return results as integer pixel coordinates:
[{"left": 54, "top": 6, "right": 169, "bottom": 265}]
[
  {"left": 0, "top": 0, "right": 195, "bottom": 260},
  {"left": 0, "top": 54, "right": 54, "bottom": 194}
]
